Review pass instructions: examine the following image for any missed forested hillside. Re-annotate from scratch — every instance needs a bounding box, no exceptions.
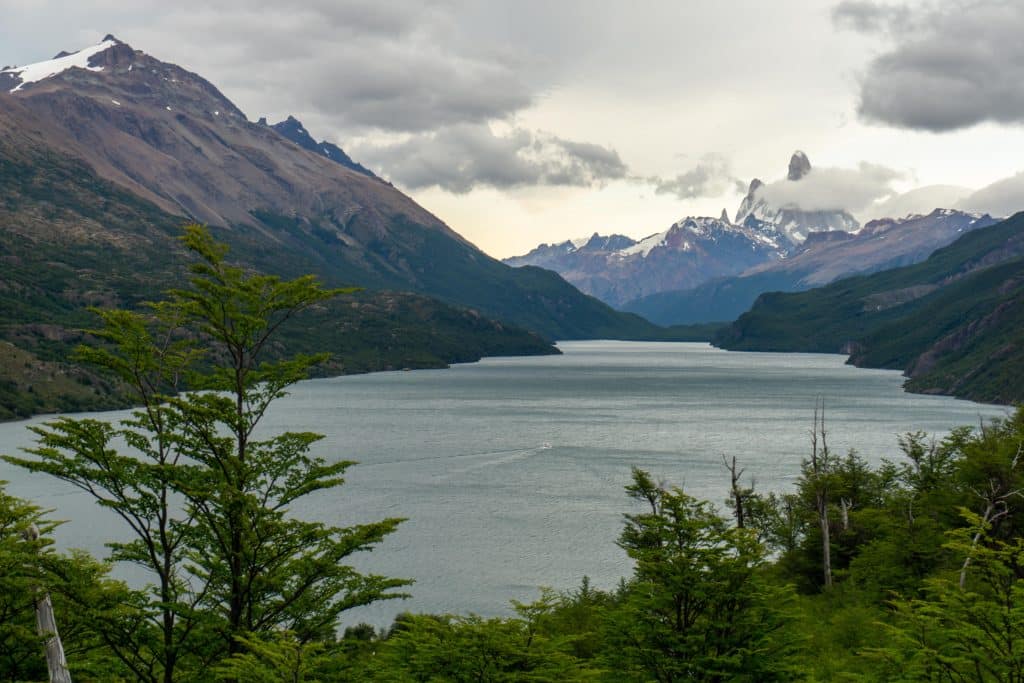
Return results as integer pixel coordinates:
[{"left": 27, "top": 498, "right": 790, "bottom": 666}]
[{"left": 715, "top": 213, "right": 1024, "bottom": 403}]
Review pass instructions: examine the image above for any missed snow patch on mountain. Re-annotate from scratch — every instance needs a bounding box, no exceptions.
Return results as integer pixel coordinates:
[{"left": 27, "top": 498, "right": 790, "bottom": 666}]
[
  {"left": 1, "top": 39, "right": 117, "bottom": 92},
  {"left": 620, "top": 230, "right": 670, "bottom": 257}
]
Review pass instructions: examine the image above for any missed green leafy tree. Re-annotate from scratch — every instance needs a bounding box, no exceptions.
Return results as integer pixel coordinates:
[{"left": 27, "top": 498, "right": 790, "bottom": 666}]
[
  {"left": 0, "top": 482, "right": 54, "bottom": 682},
  {"left": 367, "top": 604, "right": 598, "bottom": 683},
  {"left": 0, "top": 482, "right": 135, "bottom": 681},
  {"left": 4, "top": 225, "right": 410, "bottom": 681},
  {"left": 212, "top": 631, "right": 339, "bottom": 683},
  {"left": 867, "top": 511, "right": 1024, "bottom": 681},
  {"left": 603, "top": 468, "right": 801, "bottom": 682}
]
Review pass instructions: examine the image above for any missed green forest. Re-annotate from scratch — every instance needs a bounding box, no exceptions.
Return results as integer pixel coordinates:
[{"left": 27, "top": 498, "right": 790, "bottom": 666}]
[{"left": 2, "top": 228, "right": 1023, "bottom": 682}]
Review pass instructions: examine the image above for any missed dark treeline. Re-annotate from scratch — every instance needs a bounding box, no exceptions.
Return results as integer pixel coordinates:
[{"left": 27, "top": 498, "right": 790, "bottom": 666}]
[{"left": 1, "top": 228, "right": 1023, "bottom": 681}]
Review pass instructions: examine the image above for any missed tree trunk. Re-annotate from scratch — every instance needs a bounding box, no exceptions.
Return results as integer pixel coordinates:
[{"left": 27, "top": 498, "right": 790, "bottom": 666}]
[
  {"left": 818, "top": 493, "right": 832, "bottom": 589},
  {"left": 24, "top": 524, "right": 72, "bottom": 683},
  {"left": 723, "top": 455, "right": 746, "bottom": 529}
]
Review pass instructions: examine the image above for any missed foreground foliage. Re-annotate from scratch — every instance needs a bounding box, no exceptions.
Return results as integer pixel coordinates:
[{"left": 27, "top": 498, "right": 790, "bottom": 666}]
[{"left": 4, "top": 401, "right": 1024, "bottom": 680}]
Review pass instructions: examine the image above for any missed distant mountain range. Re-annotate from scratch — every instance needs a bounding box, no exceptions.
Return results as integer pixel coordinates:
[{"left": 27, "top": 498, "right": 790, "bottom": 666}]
[
  {"left": 504, "top": 217, "right": 784, "bottom": 307},
  {"left": 714, "top": 213, "right": 1024, "bottom": 404},
  {"left": 506, "top": 151, "right": 990, "bottom": 317},
  {"left": 0, "top": 36, "right": 682, "bottom": 418},
  {"left": 625, "top": 209, "right": 997, "bottom": 325}
]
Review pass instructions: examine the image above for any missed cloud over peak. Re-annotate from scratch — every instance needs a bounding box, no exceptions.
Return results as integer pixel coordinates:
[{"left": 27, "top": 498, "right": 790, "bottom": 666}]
[{"left": 756, "top": 160, "right": 908, "bottom": 215}]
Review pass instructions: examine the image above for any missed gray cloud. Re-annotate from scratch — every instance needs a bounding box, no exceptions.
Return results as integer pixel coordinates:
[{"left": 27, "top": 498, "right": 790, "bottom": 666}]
[
  {"left": 832, "top": 1, "right": 910, "bottom": 34},
  {"left": 834, "top": 1, "right": 1024, "bottom": 131},
  {"left": 757, "top": 162, "right": 908, "bottom": 213},
  {"left": 649, "top": 155, "right": 745, "bottom": 200},
  {"left": 356, "top": 124, "right": 628, "bottom": 193},
  {"left": 866, "top": 184, "right": 972, "bottom": 220},
  {"left": 956, "top": 172, "right": 1024, "bottom": 218},
  {"left": 74, "top": 0, "right": 538, "bottom": 134}
]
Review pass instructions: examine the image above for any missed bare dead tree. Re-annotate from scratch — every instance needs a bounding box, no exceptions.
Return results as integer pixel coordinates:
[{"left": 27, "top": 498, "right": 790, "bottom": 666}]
[
  {"left": 809, "top": 398, "right": 833, "bottom": 589},
  {"left": 722, "top": 455, "right": 749, "bottom": 529},
  {"left": 23, "top": 524, "right": 72, "bottom": 683}
]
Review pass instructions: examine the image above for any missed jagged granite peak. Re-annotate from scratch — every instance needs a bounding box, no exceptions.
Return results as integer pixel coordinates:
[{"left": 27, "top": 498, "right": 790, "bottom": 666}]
[
  {"left": 734, "top": 178, "right": 764, "bottom": 224},
  {"left": 270, "top": 115, "right": 379, "bottom": 179},
  {"left": 720, "top": 208, "right": 730, "bottom": 222},
  {"left": 788, "top": 150, "right": 811, "bottom": 181},
  {"left": 734, "top": 152, "right": 858, "bottom": 245},
  {"left": 584, "top": 233, "right": 637, "bottom": 252}
]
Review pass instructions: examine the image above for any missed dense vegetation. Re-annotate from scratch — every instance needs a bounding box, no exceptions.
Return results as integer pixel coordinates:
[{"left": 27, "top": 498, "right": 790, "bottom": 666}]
[
  {"left": 715, "top": 213, "right": 1024, "bottom": 403},
  {"left": 3, "top": 229, "right": 1024, "bottom": 681}
]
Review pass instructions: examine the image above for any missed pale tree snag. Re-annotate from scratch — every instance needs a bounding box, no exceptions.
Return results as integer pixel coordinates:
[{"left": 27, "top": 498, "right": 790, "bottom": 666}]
[
  {"left": 960, "top": 444, "right": 1023, "bottom": 590},
  {"left": 722, "top": 454, "right": 747, "bottom": 529},
  {"left": 809, "top": 399, "right": 832, "bottom": 589},
  {"left": 23, "top": 523, "right": 72, "bottom": 683}
]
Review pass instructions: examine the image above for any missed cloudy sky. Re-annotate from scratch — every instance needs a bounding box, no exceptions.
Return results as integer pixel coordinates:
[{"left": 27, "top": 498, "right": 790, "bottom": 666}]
[{"left": 3, "top": 0, "right": 1024, "bottom": 257}]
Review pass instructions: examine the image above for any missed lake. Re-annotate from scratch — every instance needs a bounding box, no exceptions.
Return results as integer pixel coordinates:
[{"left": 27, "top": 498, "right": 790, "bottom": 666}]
[{"left": 0, "top": 341, "right": 1008, "bottom": 627}]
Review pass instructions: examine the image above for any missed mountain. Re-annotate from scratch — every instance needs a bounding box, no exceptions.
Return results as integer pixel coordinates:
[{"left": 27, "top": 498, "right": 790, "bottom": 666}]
[
  {"left": 0, "top": 36, "right": 660, "bottom": 341},
  {"left": 265, "top": 115, "right": 379, "bottom": 179},
  {"left": 0, "top": 94, "right": 558, "bottom": 419},
  {"left": 623, "top": 209, "right": 997, "bottom": 325},
  {"left": 713, "top": 213, "right": 1024, "bottom": 403},
  {"left": 504, "top": 233, "right": 638, "bottom": 272},
  {"left": 504, "top": 217, "right": 784, "bottom": 307},
  {"left": 735, "top": 151, "right": 860, "bottom": 246},
  {"left": 506, "top": 151, "right": 870, "bottom": 311}
]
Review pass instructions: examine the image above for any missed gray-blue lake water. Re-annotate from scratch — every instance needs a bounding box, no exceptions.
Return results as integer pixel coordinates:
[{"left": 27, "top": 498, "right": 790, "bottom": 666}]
[{"left": 0, "top": 341, "right": 1008, "bottom": 627}]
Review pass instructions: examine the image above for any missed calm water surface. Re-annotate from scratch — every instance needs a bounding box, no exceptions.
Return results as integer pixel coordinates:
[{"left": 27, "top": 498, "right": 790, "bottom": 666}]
[{"left": 0, "top": 341, "right": 1008, "bottom": 627}]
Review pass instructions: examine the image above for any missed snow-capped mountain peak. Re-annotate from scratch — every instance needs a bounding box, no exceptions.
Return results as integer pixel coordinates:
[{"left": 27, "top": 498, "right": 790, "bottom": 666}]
[
  {"left": 504, "top": 215, "right": 785, "bottom": 306},
  {"left": 1, "top": 37, "right": 119, "bottom": 92},
  {"left": 734, "top": 151, "right": 859, "bottom": 246}
]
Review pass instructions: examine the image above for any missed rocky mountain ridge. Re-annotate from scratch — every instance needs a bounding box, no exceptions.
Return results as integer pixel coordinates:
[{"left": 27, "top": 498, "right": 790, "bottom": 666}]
[
  {"left": 624, "top": 208, "right": 996, "bottom": 325},
  {"left": 265, "top": 115, "right": 379, "bottom": 180}
]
